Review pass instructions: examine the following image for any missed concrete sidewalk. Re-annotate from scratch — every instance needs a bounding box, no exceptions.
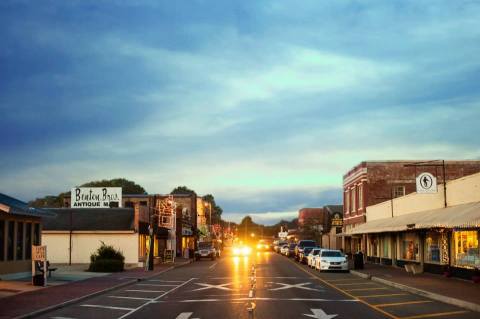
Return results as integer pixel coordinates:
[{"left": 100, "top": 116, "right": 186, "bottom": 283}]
[
  {"left": 350, "top": 263, "right": 480, "bottom": 312},
  {"left": 0, "top": 258, "right": 191, "bottom": 319}
]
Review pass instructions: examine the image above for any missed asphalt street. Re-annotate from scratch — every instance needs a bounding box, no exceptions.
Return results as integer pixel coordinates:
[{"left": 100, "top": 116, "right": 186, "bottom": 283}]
[{"left": 37, "top": 251, "right": 478, "bottom": 319}]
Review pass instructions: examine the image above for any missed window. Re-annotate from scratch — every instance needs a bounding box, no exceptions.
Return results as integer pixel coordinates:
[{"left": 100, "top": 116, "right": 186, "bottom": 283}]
[
  {"left": 33, "top": 223, "right": 40, "bottom": 245},
  {"left": 25, "top": 223, "right": 32, "bottom": 259},
  {"left": 0, "top": 220, "right": 4, "bottom": 261},
  {"left": 400, "top": 232, "right": 419, "bottom": 261},
  {"left": 17, "top": 222, "right": 24, "bottom": 260},
  {"left": 358, "top": 185, "right": 363, "bottom": 209},
  {"left": 7, "top": 221, "right": 14, "bottom": 260},
  {"left": 351, "top": 188, "right": 356, "bottom": 212},
  {"left": 345, "top": 190, "right": 350, "bottom": 213},
  {"left": 425, "top": 232, "right": 441, "bottom": 263},
  {"left": 454, "top": 231, "right": 479, "bottom": 268},
  {"left": 393, "top": 186, "right": 405, "bottom": 198}
]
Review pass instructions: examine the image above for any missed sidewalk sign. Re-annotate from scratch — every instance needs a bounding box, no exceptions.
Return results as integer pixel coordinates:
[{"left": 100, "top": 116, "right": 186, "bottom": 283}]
[
  {"left": 164, "top": 249, "right": 174, "bottom": 263},
  {"left": 32, "top": 245, "right": 47, "bottom": 287}
]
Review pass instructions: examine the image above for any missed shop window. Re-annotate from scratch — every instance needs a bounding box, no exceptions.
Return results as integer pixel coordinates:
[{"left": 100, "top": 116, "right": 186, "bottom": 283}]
[
  {"left": 7, "top": 221, "right": 14, "bottom": 260},
  {"left": 139, "top": 235, "right": 147, "bottom": 257},
  {"left": 382, "top": 237, "right": 389, "bottom": 258},
  {"left": 393, "top": 186, "right": 405, "bottom": 198},
  {"left": 400, "top": 233, "right": 419, "bottom": 261},
  {"left": 17, "top": 222, "right": 24, "bottom": 260},
  {"left": 33, "top": 223, "right": 40, "bottom": 245},
  {"left": 425, "top": 232, "right": 441, "bottom": 263},
  {"left": 369, "top": 236, "right": 378, "bottom": 257},
  {"left": 454, "top": 231, "right": 479, "bottom": 268},
  {"left": 25, "top": 223, "right": 32, "bottom": 259},
  {"left": 0, "top": 220, "right": 4, "bottom": 261}
]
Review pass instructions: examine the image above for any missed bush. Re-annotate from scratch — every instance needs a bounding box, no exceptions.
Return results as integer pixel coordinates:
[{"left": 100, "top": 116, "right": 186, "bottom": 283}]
[{"left": 88, "top": 242, "right": 125, "bottom": 272}]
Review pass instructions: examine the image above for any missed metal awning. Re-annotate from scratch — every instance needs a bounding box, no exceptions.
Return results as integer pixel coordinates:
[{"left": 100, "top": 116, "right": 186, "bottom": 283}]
[{"left": 348, "top": 201, "right": 480, "bottom": 235}]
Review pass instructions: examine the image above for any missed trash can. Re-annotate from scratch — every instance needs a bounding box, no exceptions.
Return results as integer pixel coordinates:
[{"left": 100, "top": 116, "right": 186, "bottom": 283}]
[
  {"left": 354, "top": 252, "right": 364, "bottom": 270},
  {"left": 32, "top": 274, "right": 44, "bottom": 286}
]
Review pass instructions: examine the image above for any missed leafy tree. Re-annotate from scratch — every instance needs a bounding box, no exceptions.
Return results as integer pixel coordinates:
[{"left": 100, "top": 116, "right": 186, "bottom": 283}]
[{"left": 170, "top": 186, "right": 197, "bottom": 196}]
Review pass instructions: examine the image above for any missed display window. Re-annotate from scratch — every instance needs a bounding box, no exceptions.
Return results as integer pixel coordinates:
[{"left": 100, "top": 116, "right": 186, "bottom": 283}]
[
  {"left": 382, "top": 236, "right": 389, "bottom": 258},
  {"left": 425, "top": 232, "right": 441, "bottom": 264},
  {"left": 400, "top": 232, "right": 419, "bottom": 261},
  {"left": 454, "top": 230, "right": 479, "bottom": 268},
  {"left": 369, "top": 235, "right": 379, "bottom": 257}
]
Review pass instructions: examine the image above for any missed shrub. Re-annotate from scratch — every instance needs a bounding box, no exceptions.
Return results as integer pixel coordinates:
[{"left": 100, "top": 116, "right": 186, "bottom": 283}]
[{"left": 89, "top": 241, "right": 125, "bottom": 272}]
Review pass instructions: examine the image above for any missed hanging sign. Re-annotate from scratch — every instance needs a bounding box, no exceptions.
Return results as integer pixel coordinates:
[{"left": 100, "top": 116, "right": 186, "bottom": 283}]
[
  {"left": 71, "top": 187, "right": 122, "bottom": 208},
  {"left": 331, "top": 213, "right": 343, "bottom": 227},
  {"left": 416, "top": 172, "right": 437, "bottom": 193}
]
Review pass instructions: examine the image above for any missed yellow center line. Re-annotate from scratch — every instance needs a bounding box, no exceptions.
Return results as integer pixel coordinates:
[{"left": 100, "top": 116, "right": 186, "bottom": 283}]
[
  {"left": 400, "top": 310, "right": 469, "bottom": 319},
  {"left": 357, "top": 293, "right": 409, "bottom": 298},
  {"left": 345, "top": 287, "right": 389, "bottom": 292},
  {"left": 288, "top": 258, "right": 400, "bottom": 319},
  {"left": 374, "top": 300, "right": 433, "bottom": 308}
]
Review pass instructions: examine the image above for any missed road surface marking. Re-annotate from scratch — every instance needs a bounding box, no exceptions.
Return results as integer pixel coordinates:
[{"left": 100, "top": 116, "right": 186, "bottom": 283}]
[
  {"left": 356, "top": 293, "right": 408, "bottom": 298},
  {"left": 148, "top": 280, "right": 185, "bottom": 283},
  {"left": 173, "top": 297, "right": 358, "bottom": 303},
  {"left": 209, "top": 262, "right": 218, "bottom": 269},
  {"left": 288, "top": 258, "right": 400, "bottom": 319},
  {"left": 209, "top": 276, "right": 302, "bottom": 279},
  {"left": 400, "top": 311, "right": 469, "bottom": 319},
  {"left": 137, "top": 283, "right": 178, "bottom": 287},
  {"left": 191, "top": 282, "right": 233, "bottom": 292},
  {"left": 81, "top": 304, "right": 134, "bottom": 311},
  {"left": 50, "top": 317, "right": 77, "bottom": 319},
  {"left": 108, "top": 296, "right": 154, "bottom": 301},
  {"left": 344, "top": 287, "right": 388, "bottom": 292},
  {"left": 374, "top": 300, "right": 433, "bottom": 307},
  {"left": 268, "top": 282, "right": 323, "bottom": 292},
  {"left": 125, "top": 290, "right": 166, "bottom": 293},
  {"left": 117, "top": 278, "right": 196, "bottom": 319},
  {"left": 303, "top": 308, "right": 338, "bottom": 319},
  {"left": 326, "top": 278, "right": 365, "bottom": 283},
  {"left": 335, "top": 282, "right": 376, "bottom": 286},
  {"left": 204, "top": 293, "right": 248, "bottom": 297},
  {"left": 175, "top": 312, "right": 198, "bottom": 319}
]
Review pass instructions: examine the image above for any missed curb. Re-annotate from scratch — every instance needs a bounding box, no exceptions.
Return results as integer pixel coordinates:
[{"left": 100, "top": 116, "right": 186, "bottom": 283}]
[
  {"left": 350, "top": 270, "right": 480, "bottom": 313},
  {"left": 15, "top": 260, "right": 193, "bottom": 319}
]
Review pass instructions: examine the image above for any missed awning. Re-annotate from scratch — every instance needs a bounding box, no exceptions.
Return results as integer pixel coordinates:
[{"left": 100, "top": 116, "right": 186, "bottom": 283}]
[{"left": 348, "top": 201, "right": 480, "bottom": 235}]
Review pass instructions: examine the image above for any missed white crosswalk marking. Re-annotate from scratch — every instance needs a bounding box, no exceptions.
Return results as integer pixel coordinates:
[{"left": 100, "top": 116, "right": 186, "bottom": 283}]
[
  {"left": 268, "top": 282, "right": 323, "bottom": 292},
  {"left": 191, "top": 282, "right": 233, "bottom": 292}
]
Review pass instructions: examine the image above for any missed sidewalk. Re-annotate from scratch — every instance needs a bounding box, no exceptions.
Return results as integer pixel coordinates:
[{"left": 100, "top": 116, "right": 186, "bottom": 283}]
[
  {"left": 350, "top": 263, "right": 480, "bottom": 312},
  {"left": 0, "top": 258, "right": 191, "bottom": 319}
]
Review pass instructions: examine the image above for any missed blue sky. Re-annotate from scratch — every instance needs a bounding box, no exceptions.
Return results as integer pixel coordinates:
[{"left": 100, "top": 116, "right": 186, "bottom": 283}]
[{"left": 1, "top": 1, "right": 480, "bottom": 224}]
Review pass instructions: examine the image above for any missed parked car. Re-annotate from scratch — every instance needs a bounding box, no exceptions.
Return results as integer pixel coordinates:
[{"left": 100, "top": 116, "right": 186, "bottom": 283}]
[
  {"left": 195, "top": 242, "right": 218, "bottom": 261},
  {"left": 294, "top": 240, "right": 317, "bottom": 261},
  {"left": 315, "top": 249, "right": 348, "bottom": 272},
  {"left": 298, "top": 247, "right": 314, "bottom": 264},
  {"left": 280, "top": 244, "right": 289, "bottom": 256},
  {"left": 256, "top": 239, "right": 271, "bottom": 251},
  {"left": 287, "top": 242, "right": 297, "bottom": 257},
  {"left": 275, "top": 241, "right": 288, "bottom": 253},
  {"left": 307, "top": 248, "right": 322, "bottom": 268}
]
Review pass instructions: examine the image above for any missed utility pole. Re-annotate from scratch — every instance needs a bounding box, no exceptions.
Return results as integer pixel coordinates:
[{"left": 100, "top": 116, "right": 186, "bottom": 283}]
[{"left": 148, "top": 195, "right": 155, "bottom": 271}]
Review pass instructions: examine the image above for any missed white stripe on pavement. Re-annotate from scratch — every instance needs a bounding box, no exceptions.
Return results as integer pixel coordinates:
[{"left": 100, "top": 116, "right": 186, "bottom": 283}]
[
  {"left": 125, "top": 289, "right": 166, "bottom": 293},
  {"left": 108, "top": 296, "right": 154, "bottom": 301},
  {"left": 174, "top": 297, "right": 358, "bottom": 303},
  {"left": 148, "top": 280, "right": 185, "bottom": 283},
  {"left": 81, "top": 304, "right": 134, "bottom": 311},
  {"left": 136, "top": 283, "right": 178, "bottom": 287}
]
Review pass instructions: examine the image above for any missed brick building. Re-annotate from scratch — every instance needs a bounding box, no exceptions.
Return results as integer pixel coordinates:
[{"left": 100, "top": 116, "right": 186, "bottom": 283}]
[{"left": 342, "top": 160, "right": 480, "bottom": 255}]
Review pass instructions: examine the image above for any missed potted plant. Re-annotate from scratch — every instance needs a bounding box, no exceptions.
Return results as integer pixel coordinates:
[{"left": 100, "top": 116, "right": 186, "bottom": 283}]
[
  {"left": 472, "top": 267, "right": 480, "bottom": 283},
  {"left": 443, "top": 264, "right": 452, "bottom": 278}
]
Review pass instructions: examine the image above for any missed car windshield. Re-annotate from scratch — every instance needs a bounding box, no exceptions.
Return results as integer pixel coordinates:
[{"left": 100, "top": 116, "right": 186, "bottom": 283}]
[
  {"left": 198, "top": 242, "right": 213, "bottom": 249},
  {"left": 321, "top": 251, "right": 343, "bottom": 257},
  {"left": 298, "top": 240, "right": 316, "bottom": 247}
]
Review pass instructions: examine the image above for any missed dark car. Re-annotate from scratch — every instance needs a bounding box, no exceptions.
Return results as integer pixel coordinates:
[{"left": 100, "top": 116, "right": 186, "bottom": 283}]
[
  {"left": 194, "top": 242, "right": 218, "bottom": 261},
  {"left": 294, "top": 240, "right": 317, "bottom": 261},
  {"left": 299, "top": 246, "right": 314, "bottom": 264},
  {"left": 287, "top": 242, "right": 297, "bottom": 257}
]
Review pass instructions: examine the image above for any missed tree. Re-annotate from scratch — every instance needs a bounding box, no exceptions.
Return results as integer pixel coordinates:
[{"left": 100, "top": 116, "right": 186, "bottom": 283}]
[
  {"left": 202, "top": 194, "right": 223, "bottom": 224},
  {"left": 170, "top": 186, "right": 197, "bottom": 196},
  {"left": 29, "top": 178, "right": 147, "bottom": 208}
]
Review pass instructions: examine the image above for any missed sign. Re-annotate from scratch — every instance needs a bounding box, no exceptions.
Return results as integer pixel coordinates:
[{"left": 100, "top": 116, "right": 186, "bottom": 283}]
[
  {"left": 159, "top": 195, "right": 175, "bottom": 228},
  {"left": 32, "top": 245, "right": 46, "bottom": 261},
  {"left": 182, "top": 227, "right": 193, "bottom": 236},
  {"left": 331, "top": 213, "right": 343, "bottom": 227},
  {"left": 71, "top": 187, "right": 122, "bottom": 208},
  {"left": 164, "top": 249, "right": 174, "bottom": 263},
  {"left": 278, "top": 231, "right": 288, "bottom": 239},
  {"left": 416, "top": 172, "right": 437, "bottom": 193}
]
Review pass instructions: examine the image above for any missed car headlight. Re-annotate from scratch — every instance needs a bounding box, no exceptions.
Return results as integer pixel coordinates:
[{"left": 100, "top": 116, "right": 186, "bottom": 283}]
[
  {"left": 256, "top": 244, "right": 262, "bottom": 249},
  {"left": 233, "top": 247, "right": 240, "bottom": 255}
]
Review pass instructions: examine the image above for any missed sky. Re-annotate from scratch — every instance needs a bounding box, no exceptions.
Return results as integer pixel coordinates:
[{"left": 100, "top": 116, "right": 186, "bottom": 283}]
[{"left": 1, "top": 1, "right": 480, "bottom": 225}]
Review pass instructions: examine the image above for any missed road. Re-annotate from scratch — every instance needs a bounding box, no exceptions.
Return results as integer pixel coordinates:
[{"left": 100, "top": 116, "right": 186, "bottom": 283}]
[{"left": 38, "top": 250, "right": 477, "bottom": 319}]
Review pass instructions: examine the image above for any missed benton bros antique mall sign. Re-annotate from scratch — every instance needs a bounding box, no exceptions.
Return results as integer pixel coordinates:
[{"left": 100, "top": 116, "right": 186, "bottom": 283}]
[{"left": 71, "top": 187, "right": 122, "bottom": 208}]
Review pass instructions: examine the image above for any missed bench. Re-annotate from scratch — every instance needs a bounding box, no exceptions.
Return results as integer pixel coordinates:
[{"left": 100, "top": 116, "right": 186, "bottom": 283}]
[{"left": 35, "top": 261, "right": 57, "bottom": 278}]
